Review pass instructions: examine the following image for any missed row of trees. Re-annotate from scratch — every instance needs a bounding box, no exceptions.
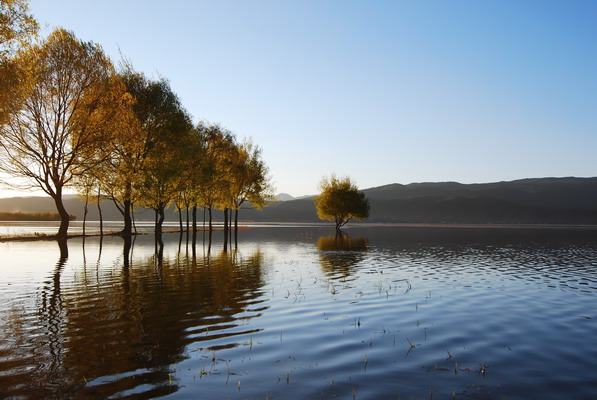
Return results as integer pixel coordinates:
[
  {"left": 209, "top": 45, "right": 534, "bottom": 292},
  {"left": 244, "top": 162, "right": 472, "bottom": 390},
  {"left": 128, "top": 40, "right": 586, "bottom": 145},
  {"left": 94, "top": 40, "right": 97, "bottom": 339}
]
[{"left": 0, "top": 1, "right": 273, "bottom": 237}]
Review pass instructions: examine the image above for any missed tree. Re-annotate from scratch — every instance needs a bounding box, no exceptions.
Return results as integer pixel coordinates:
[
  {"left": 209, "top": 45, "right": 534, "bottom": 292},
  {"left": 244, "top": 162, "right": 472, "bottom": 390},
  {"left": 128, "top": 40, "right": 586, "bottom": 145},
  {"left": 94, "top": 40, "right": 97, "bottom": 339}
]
[
  {"left": 74, "top": 173, "right": 96, "bottom": 236},
  {"left": 0, "top": 28, "right": 120, "bottom": 237},
  {"left": 196, "top": 123, "right": 235, "bottom": 232},
  {"left": 93, "top": 76, "right": 142, "bottom": 237},
  {"left": 0, "top": 0, "right": 38, "bottom": 125},
  {"left": 314, "top": 175, "right": 370, "bottom": 231},
  {"left": 228, "top": 140, "right": 274, "bottom": 233},
  {"left": 125, "top": 73, "right": 192, "bottom": 238},
  {"left": 0, "top": 0, "right": 38, "bottom": 57}
]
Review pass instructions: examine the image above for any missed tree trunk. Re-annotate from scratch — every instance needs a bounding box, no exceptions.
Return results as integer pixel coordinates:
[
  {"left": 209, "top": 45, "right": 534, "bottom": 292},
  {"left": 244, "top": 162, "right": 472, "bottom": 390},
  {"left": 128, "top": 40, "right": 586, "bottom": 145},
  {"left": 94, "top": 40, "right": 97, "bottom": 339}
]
[
  {"left": 223, "top": 208, "right": 229, "bottom": 253},
  {"left": 178, "top": 207, "right": 183, "bottom": 232},
  {"left": 234, "top": 208, "right": 239, "bottom": 247},
  {"left": 192, "top": 205, "right": 197, "bottom": 233},
  {"left": 155, "top": 207, "right": 165, "bottom": 237},
  {"left": 51, "top": 187, "right": 70, "bottom": 237},
  {"left": 234, "top": 209, "right": 239, "bottom": 232},
  {"left": 131, "top": 201, "right": 137, "bottom": 234},
  {"left": 229, "top": 209, "right": 232, "bottom": 243},
  {"left": 186, "top": 206, "right": 189, "bottom": 232},
  {"left": 97, "top": 188, "right": 103, "bottom": 236},
  {"left": 122, "top": 199, "right": 132, "bottom": 236},
  {"left": 224, "top": 208, "right": 229, "bottom": 233},
  {"left": 83, "top": 192, "right": 89, "bottom": 236},
  {"left": 208, "top": 206, "right": 213, "bottom": 232},
  {"left": 121, "top": 181, "right": 133, "bottom": 236}
]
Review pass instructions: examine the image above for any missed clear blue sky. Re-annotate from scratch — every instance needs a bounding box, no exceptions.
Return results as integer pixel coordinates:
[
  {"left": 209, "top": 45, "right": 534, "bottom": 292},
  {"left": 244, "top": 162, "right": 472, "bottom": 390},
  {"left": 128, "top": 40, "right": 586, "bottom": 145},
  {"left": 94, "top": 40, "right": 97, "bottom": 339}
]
[{"left": 8, "top": 0, "right": 597, "bottom": 197}]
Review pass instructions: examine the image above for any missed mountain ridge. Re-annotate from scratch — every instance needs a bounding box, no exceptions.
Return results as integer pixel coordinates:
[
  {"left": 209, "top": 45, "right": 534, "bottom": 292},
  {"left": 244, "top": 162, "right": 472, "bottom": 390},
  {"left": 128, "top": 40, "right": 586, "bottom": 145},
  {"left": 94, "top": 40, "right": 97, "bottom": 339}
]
[{"left": 1, "top": 177, "right": 597, "bottom": 224}]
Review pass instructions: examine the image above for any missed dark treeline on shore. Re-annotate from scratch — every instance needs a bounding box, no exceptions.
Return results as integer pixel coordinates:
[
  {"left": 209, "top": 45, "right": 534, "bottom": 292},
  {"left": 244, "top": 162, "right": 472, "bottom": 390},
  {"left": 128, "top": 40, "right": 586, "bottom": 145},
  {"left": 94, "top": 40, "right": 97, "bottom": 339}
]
[
  {"left": 0, "top": 211, "right": 76, "bottom": 221},
  {"left": 0, "top": 1, "right": 274, "bottom": 238}
]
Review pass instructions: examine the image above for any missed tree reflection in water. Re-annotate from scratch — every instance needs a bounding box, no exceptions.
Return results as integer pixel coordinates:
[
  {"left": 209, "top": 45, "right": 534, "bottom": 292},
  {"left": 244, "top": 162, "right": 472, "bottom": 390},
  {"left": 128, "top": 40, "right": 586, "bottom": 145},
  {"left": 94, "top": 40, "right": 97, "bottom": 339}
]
[
  {"left": 5, "top": 236, "right": 267, "bottom": 399},
  {"left": 317, "top": 233, "right": 369, "bottom": 280}
]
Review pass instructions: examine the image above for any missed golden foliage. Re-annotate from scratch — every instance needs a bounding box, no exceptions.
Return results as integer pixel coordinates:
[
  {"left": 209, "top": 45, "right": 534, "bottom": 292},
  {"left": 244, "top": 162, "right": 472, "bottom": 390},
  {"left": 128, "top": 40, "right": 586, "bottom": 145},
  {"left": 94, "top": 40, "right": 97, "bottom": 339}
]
[
  {"left": 0, "top": 0, "right": 38, "bottom": 58},
  {"left": 314, "top": 174, "right": 370, "bottom": 230}
]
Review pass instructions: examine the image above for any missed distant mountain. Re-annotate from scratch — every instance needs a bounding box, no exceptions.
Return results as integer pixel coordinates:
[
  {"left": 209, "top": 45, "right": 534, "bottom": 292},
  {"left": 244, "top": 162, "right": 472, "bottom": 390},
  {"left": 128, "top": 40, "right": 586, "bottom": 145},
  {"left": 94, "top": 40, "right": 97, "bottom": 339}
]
[
  {"left": 275, "top": 193, "right": 295, "bottom": 201},
  {"left": 2, "top": 177, "right": 597, "bottom": 224},
  {"left": 275, "top": 193, "right": 312, "bottom": 202},
  {"left": 240, "top": 177, "right": 597, "bottom": 224}
]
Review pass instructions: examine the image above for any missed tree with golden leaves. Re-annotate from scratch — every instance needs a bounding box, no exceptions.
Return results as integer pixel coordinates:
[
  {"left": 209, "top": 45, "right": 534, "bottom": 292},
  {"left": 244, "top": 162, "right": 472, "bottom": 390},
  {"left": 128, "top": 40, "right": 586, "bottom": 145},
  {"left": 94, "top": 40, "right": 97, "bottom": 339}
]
[
  {"left": 0, "top": 0, "right": 38, "bottom": 125},
  {"left": 228, "top": 139, "right": 274, "bottom": 232},
  {"left": 0, "top": 28, "right": 121, "bottom": 237},
  {"left": 314, "top": 175, "right": 370, "bottom": 231},
  {"left": 196, "top": 122, "right": 236, "bottom": 232},
  {"left": 123, "top": 73, "right": 193, "bottom": 238}
]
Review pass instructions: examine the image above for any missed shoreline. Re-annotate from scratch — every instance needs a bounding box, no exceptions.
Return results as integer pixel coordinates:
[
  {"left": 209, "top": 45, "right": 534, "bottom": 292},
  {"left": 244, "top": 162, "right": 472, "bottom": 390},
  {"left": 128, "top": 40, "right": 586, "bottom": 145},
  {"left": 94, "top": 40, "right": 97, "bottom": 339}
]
[{"left": 2, "top": 221, "right": 597, "bottom": 242}]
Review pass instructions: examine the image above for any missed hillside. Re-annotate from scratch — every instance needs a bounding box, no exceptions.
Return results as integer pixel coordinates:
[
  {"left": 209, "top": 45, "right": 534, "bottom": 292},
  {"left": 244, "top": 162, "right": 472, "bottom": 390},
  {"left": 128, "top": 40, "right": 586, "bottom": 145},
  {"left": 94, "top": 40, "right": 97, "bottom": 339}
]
[
  {"left": 1, "top": 177, "right": 597, "bottom": 224},
  {"left": 240, "top": 177, "right": 597, "bottom": 224}
]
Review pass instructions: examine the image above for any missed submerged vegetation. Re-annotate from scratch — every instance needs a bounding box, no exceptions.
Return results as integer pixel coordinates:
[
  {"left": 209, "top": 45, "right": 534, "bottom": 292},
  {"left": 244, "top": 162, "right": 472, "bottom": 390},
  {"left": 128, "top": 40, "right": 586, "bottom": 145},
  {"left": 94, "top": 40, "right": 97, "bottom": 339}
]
[{"left": 0, "top": 1, "right": 274, "bottom": 238}]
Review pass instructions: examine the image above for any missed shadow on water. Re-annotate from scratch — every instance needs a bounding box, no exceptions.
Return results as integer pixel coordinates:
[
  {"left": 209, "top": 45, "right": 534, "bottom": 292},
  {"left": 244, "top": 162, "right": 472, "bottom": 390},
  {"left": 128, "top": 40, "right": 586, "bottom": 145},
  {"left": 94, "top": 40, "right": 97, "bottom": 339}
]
[
  {"left": 1, "top": 234, "right": 268, "bottom": 399},
  {"left": 317, "top": 233, "right": 369, "bottom": 279}
]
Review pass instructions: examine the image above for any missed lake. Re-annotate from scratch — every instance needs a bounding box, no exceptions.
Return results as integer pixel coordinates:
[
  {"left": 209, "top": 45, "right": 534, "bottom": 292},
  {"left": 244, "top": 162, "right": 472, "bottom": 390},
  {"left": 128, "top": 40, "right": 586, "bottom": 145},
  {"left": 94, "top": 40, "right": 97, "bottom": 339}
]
[{"left": 1, "top": 225, "right": 596, "bottom": 399}]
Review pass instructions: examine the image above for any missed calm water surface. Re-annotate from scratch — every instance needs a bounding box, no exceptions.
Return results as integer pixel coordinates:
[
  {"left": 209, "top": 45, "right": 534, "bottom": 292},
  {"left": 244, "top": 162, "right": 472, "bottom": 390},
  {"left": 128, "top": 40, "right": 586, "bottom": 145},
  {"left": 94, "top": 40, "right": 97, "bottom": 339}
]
[{"left": 1, "top": 226, "right": 596, "bottom": 399}]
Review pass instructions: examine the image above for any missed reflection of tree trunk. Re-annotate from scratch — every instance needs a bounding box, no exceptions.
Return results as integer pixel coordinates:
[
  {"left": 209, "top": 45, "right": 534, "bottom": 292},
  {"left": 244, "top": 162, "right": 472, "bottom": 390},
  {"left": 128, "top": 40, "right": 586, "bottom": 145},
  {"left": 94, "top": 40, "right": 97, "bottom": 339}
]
[
  {"left": 185, "top": 226, "right": 189, "bottom": 254},
  {"left": 57, "top": 237, "right": 68, "bottom": 261},
  {"left": 97, "top": 188, "right": 103, "bottom": 236},
  {"left": 123, "top": 235, "right": 132, "bottom": 269},
  {"left": 192, "top": 229, "right": 196, "bottom": 259},
  {"left": 82, "top": 236, "right": 87, "bottom": 265},
  {"left": 41, "top": 238, "right": 68, "bottom": 384},
  {"left": 98, "top": 235, "right": 103, "bottom": 261},
  {"left": 178, "top": 231, "right": 183, "bottom": 255},
  {"left": 51, "top": 187, "right": 70, "bottom": 237},
  {"left": 207, "top": 230, "right": 212, "bottom": 257},
  {"left": 155, "top": 235, "right": 164, "bottom": 263}
]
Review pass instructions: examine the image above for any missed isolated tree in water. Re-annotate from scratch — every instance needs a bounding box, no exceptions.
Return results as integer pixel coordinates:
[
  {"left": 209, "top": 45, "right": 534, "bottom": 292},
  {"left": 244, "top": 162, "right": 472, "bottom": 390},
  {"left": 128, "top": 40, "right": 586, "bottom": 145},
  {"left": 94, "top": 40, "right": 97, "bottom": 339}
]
[{"left": 314, "top": 175, "right": 370, "bottom": 231}]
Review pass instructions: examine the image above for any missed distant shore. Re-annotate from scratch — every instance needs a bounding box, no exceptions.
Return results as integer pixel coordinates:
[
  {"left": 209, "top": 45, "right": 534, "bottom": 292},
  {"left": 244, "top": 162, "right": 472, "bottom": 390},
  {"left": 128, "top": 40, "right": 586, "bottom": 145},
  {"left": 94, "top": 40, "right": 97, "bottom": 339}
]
[
  {"left": 0, "top": 211, "right": 76, "bottom": 221},
  {"left": 2, "top": 221, "right": 597, "bottom": 242}
]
